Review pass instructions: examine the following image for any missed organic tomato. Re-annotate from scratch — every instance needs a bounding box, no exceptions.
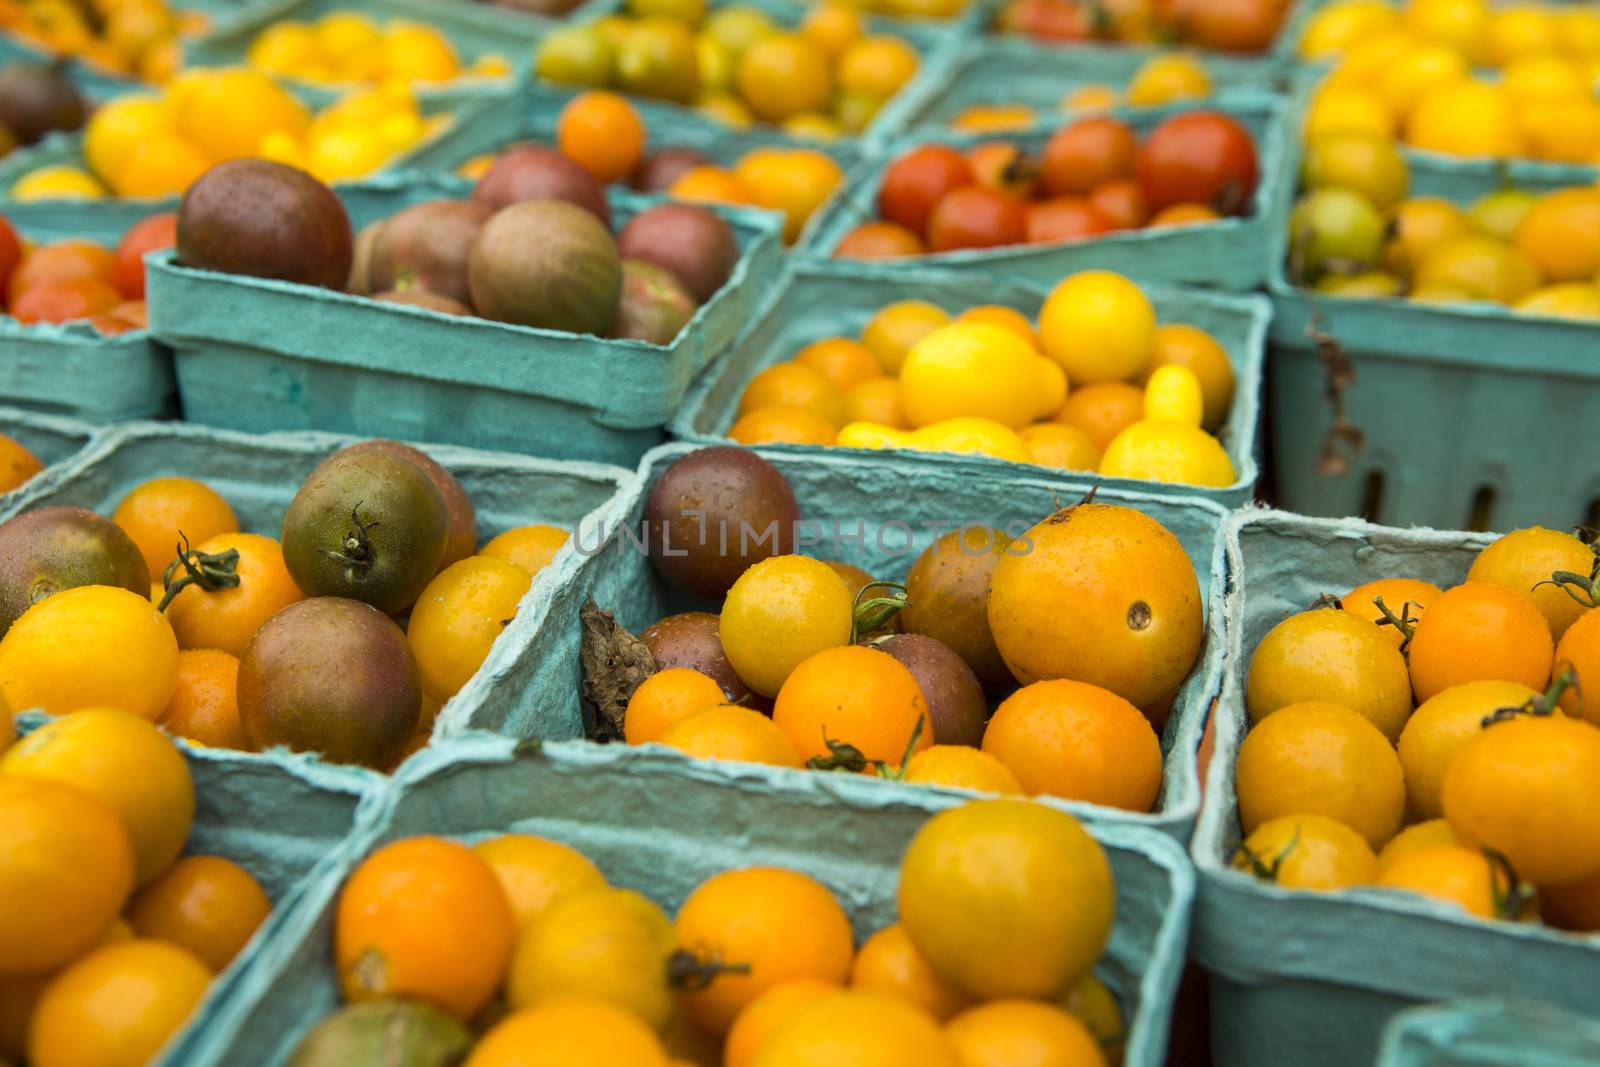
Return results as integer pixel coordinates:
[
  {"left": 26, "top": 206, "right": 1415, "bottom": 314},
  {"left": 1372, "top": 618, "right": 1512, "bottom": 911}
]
[
  {"left": 0, "top": 215, "right": 19, "bottom": 289},
  {"left": 1136, "top": 110, "right": 1259, "bottom": 215},
  {"left": 113, "top": 213, "right": 178, "bottom": 300},
  {"left": 7, "top": 241, "right": 115, "bottom": 306},
  {"left": 878, "top": 145, "right": 972, "bottom": 235},
  {"left": 1039, "top": 116, "right": 1138, "bottom": 197},
  {"left": 1177, "top": 0, "right": 1289, "bottom": 51},
  {"left": 1024, "top": 197, "right": 1114, "bottom": 244},
  {"left": 834, "top": 221, "right": 925, "bottom": 259},
  {"left": 1000, "top": 0, "right": 1098, "bottom": 42},
  {"left": 1088, "top": 178, "right": 1147, "bottom": 229},
  {"left": 926, "top": 186, "right": 1027, "bottom": 252},
  {"left": 966, "top": 142, "right": 1036, "bottom": 199}
]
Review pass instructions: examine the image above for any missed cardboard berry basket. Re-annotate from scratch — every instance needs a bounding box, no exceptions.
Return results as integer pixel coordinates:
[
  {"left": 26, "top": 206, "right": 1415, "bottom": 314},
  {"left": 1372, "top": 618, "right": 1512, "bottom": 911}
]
[
  {"left": 0, "top": 89, "right": 489, "bottom": 244},
  {"left": 1376, "top": 999, "right": 1600, "bottom": 1067},
  {"left": 671, "top": 259, "right": 1270, "bottom": 509},
  {"left": 402, "top": 81, "right": 870, "bottom": 252},
  {"left": 1190, "top": 506, "right": 1600, "bottom": 1067},
  {"left": 530, "top": 0, "right": 967, "bottom": 149},
  {"left": 796, "top": 92, "right": 1290, "bottom": 291},
  {"left": 7, "top": 709, "right": 386, "bottom": 1067},
  {"left": 434, "top": 440, "right": 1231, "bottom": 841},
  {"left": 143, "top": 170, "right": 783, "bottom": 466},
  {"left": 0, "top": 406, "right": 99, "bottom": 506},
  {"left": 892, "top": 33, "right": 1284, "bottom": 131},
  {"left": 0, "top": 418, "right": 635, "bottom": 752},
  {"left": 174, "top": 732, "right": 1195, "bottom": 1067},
  {"left": 0, "top": 214, "right": 179, "bottom": 421},
  {"left": 1263, "top": 73, "right": 1600, "bottom": 531}
]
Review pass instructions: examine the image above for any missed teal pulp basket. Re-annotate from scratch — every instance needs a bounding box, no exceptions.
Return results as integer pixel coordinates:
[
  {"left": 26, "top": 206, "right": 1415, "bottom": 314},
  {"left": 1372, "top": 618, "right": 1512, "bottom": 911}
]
[
  {"left": 403, "top": 80, "right": 864, "bottom": 249},
  {"left": 0, "top": 418, "right": 634, "bottom": 759},
  {"left": 798, "top": 92, "right": 1290, "bottom": 291},
  {"left": 1377, "top": 1000, "right": 1600, "bottom": 1067},
  {"left": 145, "top": 171, "right": 783, "bottom": 465},
  {"left": 9, "top": 709, "right": 384, "bottom": 1067},
  {"left": 1264, "top": 73, "right": 1600, "bottom": 531},
  {"left": 0, "top": 216, "right": 177, "bottom": 421},
  {"left": 894, "top": 35, "right": 1284, "bottom": 130},
  {"left": 672, "top": 259, "right": 1269, "bottom": 508},
  {"left": 436, "top": 441, "right": 1231, "bottom": 841},
  {"left": 0, "top": 88, "right": 483, "bottom": 242},
  {"left": 1191, "top": 507, "right": 1600, "bottom": 1067},
  {"left": 537, "top": 0, "right": 966, "bottom": 148},
  {"left": 180, "top": 732, "right": 1196, "bottom": 1067}
]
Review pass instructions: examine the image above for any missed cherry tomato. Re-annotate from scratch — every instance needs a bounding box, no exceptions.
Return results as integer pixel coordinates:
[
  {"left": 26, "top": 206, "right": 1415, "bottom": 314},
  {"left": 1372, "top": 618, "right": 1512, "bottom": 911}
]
[
  {"left": 835, "top": 221, "right": 926, "bottom": 259},
  {"left": 926, "top": 186, "right": 1027, "bottom": 252},
  {"left": 1088, "top": 179, "right": 1148, "bottom": 230},
  {"left": 1025, "top": 198, "right": 1115, "bottom": 244},
  {"left": 1177, "top": 0, "right": 1288, "bottom": 52},
  {"left": 1136, "top": 110, "right": 1259, "bottom": 215},
  {"left": 1040, "top": 117, "right": 1138, "bottom": 197},
  {"left": 967, "top": 142, "right": 1038, "bottom": 199},
  {"left": 0, "top": 214, "right": 20, "bottom": 290},
  {"left": 879, "top": 145, "right": 973, "bottom": 236},
  {"left": 999, "top": 0, "right": 1098, "bottom": 42},
  {"left": 113, "top": 214, "right": 178, "bottom": 300},
  {"left": 13, "top": 278, "right": 122, "bottom": 324}
]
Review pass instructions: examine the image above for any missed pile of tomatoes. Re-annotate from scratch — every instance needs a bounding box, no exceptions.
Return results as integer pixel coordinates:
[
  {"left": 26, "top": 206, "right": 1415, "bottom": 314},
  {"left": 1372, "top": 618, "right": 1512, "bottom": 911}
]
[
  {"left": 1233, "top": 525, "right": 1600, "bottom": 928},
  {"left": 299, "top": 797, "right": 1124, "bottom": 1065},
  {"left": 995, "top": 0, "right": 1291, "bottom": 53},
  {"left": 0, "top": 708, "right": 270, "bottom": 1067},
  {"left": 581, "top": 446, "right": 1208, "bottom": 815},
  {"left": 722, "top": 271, "right": 1238, "bottom": 488},
  {"left": 0, "top": 213, "right": 174, "bottom": 332},
  {"left": 835, "top": 110, "right": 1260, "bottom": 258},
  {"left": 0, "top": 438, "right": 570, "bottom": 772}
]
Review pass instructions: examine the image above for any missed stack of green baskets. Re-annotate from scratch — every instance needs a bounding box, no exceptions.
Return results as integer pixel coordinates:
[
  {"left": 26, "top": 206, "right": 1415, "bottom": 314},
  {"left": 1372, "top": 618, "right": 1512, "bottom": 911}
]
[
  {"left": 798, "top": 92, "right": 1289, "bottom": 290},
  {"left": 173, "top": 732, "right": 1197, "bottom": 1067},
  {"left": 1262, "top": 73, "right": 1600, "bottom": 531},
  {"left": 10, "top": 711, "right": 386, "bottom": 1067},
  {"left": 1191, "top": 507, "right": 1600, "bottom": 1067},
  {"left": 436, "top": 441, "right": 1230, "bottom": 840},
  {"left": 143, "top": 172, "right": 783, "bottom": 464},
  {"left": 671, "top": 259, "right": 1270, "bottom": 508},
  {"left": 0, "top": 418, "right": 636, "bottom": 753}
]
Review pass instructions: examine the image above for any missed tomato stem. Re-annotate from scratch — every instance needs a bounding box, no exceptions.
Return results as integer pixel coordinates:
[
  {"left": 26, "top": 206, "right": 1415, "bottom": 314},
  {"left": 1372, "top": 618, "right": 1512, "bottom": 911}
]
[
  {"left": 1371, "top": 595, "right": 1419, "bottom": 655},
  {"left": 1484, "top": 849, "right": 1535, "bottom": 922},
  {"left": 851, "top": 581, "right": 909, "bottom": 643},
  {"left": 1482, "top": 667, "right": 1580, "bottom": 726},
  {"left": 157, "top": 531, "right": 240, "bottom": 612},
  {"left": 320, "top": 504, "right": 378, "bottom": 581},
  {"left": 1233, "top": 826, "right": 1300, "bottom": 884},
  {"left": 664, "top": 949, "right": 751, "bottom": 991}
]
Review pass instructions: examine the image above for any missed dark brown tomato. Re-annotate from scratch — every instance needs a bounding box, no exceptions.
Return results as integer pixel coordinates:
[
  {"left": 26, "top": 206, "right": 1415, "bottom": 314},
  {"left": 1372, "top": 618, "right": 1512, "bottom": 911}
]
[
  {"left": 334, "top": 440, "right": 478, "bottom": 572},
  {"left": 902, "top": 526, "right": 1017, "bottom": 693},
  {"left": 871, "top": 632, "right": 988, "bottom": 747},
  {"left": 639, "top": 610, "right": 762, "bottom": 708},
  {"left": 0, "top": 507, "right": 150, "bottom": 636},
  {"left": 237, "top": 596, "right": 421, "bottom": 769},
  {"left": 643, "top": 447, "right": 799, "bottom": 600}
]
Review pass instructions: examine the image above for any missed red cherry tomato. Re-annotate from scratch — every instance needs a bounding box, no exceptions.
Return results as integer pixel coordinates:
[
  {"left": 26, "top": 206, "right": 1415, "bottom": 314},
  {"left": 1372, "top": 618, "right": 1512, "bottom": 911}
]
[
  {"left": 1176, "top": 0, "right": 1289, "bottom": 52},
  {"left": 1136, "top": 110, "right": 1259, "bottom": 215},
  {"left": 926, "top": 186, "right": 1027, "bottom": 252},
  {"left": 1088, "top": 179, "right": 1148, "bottom": 230},
  {"left": 13, "top": 278, "right": 122, "bottom": 324},
  {"left": 999, "top": 0, "right": 1099, "bottom": 42},
  {"left": 967, "top": 142, "right": 1038, "bottom": 200},
  {"left": 1025, "top": 197, "right": 1115, "bottom": 244},
  {"left": 879, "top": 145, "right": 973, "bottom": 236},
  {"left": 1039, "top": 116, "right": 1138, "bottom": 197},
  {"left": 113, "top": 213, "right": 178, "bottom": 300},
  {"left": 0, "top": 215, "right": 21, "bottom": 289},
  {"left": 835, "top": 221, "right": 926, "bottom": 260}
]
